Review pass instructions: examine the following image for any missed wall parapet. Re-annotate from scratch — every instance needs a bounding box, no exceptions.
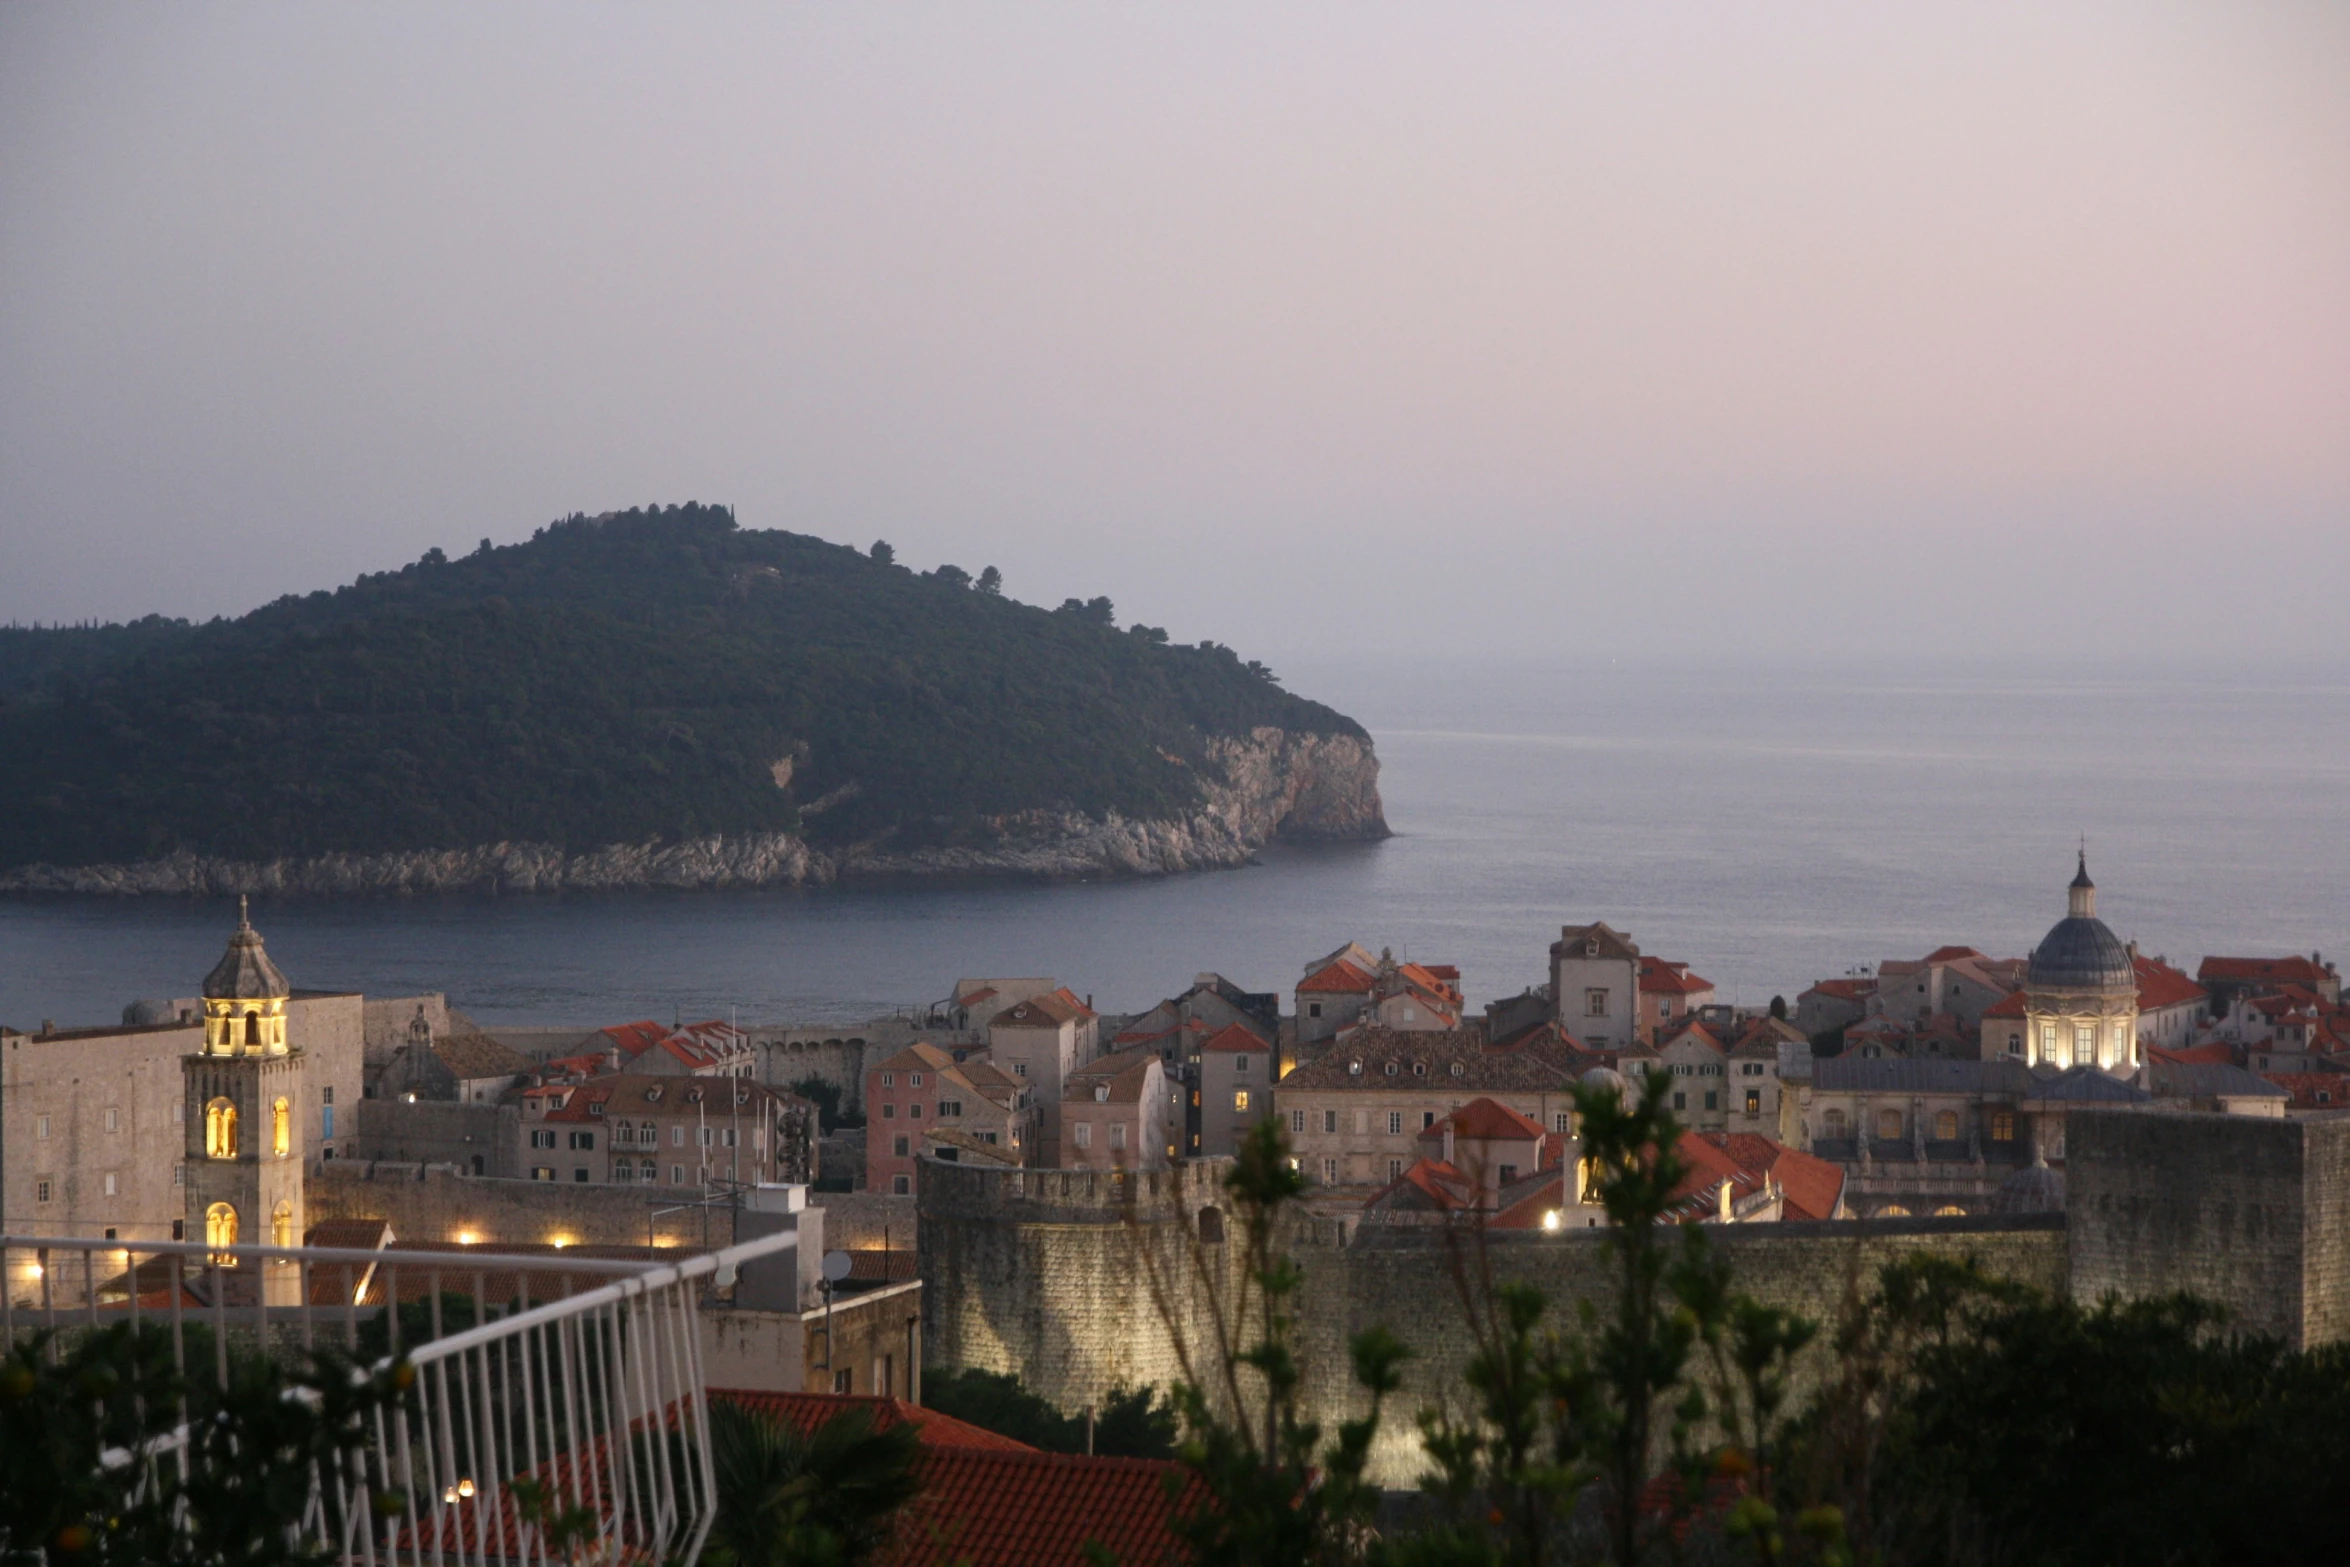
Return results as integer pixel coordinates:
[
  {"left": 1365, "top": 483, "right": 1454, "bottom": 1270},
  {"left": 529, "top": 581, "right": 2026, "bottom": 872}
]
[{"left": 916, "top": 1156, "right": 1235, "bottom": 1225}]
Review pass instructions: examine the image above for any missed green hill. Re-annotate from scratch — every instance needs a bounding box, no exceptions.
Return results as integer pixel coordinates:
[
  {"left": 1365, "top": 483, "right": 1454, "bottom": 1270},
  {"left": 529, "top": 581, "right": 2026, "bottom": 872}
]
[{"left": 0, "top": 505, "right": 1376, "bottom": 878}]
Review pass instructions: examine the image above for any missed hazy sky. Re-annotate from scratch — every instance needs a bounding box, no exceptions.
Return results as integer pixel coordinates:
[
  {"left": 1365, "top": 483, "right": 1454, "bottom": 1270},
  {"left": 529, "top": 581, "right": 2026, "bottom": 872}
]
[{"left": 4, "top": 3, "right": 2345, "bottom": 664}]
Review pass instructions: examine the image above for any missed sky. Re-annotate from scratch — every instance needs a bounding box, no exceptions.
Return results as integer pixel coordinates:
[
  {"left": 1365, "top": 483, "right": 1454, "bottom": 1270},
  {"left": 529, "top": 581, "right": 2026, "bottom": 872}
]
[{"left": 3, "top": 3, "right": 2345, "bottom": 666}]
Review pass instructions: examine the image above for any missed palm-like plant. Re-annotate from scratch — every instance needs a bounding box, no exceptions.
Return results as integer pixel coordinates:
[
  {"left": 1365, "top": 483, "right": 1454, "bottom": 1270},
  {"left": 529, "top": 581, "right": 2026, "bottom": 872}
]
[{"left": 703, "top": 1401, "right": 925, "bottom": 1567}]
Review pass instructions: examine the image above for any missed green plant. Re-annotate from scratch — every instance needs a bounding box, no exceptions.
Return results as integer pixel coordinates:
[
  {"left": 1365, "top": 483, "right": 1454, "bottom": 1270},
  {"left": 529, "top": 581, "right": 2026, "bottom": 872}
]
[{"left": 703, "top": 1399, "right": 923, "bottom": 1567}]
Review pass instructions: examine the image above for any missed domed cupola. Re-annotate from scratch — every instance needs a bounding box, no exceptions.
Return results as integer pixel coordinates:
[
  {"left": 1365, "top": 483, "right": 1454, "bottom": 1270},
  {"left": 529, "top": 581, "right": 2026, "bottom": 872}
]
[
  {"left": 200, "top": 897, "right": 292, "bottom": 1055},
  {"left": 2026, "top": 853, "right": 2136, "bottom": 991},
  {"left": 2021, "top": 854, "right": 2139, "bottom": 1075}
]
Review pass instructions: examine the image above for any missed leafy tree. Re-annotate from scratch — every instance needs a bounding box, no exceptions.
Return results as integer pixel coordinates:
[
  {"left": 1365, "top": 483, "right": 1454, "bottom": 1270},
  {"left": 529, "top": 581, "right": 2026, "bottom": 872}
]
[
  {"left": 1768, "top": 995, "right": 1788, "bottom": 1020},
  {"left": 704, "top": 1399, "right": 923, "bottom": 1567},
  {"left": 929, "top": 564, "right": 972, "bottom": 590},
  {"left": 790, "top": 1075, "right": 857, "bottom": 1132},
  {"left": 922, "top": 1369, "right": 1178, "bottom": 1459},
  {"left": 975, "top": 565, "right": 1002, "bottom": 595},
  {"left": 0, "top": 507, "right": 1366, "bottom": 872},
  {"left": 0, "top": 1322, "right": 412, "bottom": 1566},
  {"left": 867, "top": 540, "right": 894, "bottom": 566}
]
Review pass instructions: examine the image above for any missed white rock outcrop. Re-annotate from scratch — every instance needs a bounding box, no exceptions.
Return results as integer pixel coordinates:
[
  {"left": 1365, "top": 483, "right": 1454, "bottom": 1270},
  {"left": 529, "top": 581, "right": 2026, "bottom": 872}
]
[{"left": 0, "top": 727, "right": 1387, "bottom": 895}]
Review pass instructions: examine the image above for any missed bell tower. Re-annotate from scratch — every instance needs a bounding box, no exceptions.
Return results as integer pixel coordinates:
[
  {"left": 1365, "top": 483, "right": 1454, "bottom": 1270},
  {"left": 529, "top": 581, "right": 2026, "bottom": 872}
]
[{"left": 183, "top": 898, "right": 307, "bottom": 1302}]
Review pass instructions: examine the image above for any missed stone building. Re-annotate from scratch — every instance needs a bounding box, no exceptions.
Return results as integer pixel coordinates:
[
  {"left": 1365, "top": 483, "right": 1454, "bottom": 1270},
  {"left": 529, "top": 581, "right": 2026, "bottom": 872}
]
[
  {"left": 2021, "top": 855, "right": 2140, "bottom": 1074},
  {"left": 522, "top": 1073, "right": 817, "bottom": 1189},
  {"left": 1639, "top": 957, "right": 1715, "bottom": 1041},
  {"left": 1060, "top": 1049, "right": 1173, "bottom": 1173},
  {"left": 985, "top": 990, "right": 1099, "bottom": 1165},
  {"left": 1195, "top": 1022, "right": 1276, "bottom": 1158},
  {"left": 1276, "top": 1027, "right": 1586, "bottom": 1191},
  {"left": 181, "top": 902, "right": 309, "bottom": 1300},
  {"left": 865, "top": 1042, "right": 1034, "bottom": 1195},
  {"left": 1549, "top": 922, "right": 1642, "bottom": 1051}
]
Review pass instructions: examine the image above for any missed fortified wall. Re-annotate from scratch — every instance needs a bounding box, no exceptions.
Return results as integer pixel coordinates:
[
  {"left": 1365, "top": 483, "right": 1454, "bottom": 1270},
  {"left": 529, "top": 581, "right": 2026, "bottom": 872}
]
[
  {"left": 919, "top": 1107, "right": 2350, "bottom": 1485},
  {"left": 306, "top": 1159, "right": 737, "bottom": 1250}
]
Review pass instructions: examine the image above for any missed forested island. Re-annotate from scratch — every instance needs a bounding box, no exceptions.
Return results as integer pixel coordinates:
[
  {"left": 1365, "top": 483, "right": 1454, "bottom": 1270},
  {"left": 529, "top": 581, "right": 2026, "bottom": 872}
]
[{"left": 0, "top": 505, "right": 1386, "bottom": 893}]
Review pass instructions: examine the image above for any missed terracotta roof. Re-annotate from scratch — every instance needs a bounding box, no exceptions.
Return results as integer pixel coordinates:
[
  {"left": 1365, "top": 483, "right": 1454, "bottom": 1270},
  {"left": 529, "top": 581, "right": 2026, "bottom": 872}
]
[
  {"left": 1802, "top": 978, "right": 1875, "bottom": 1003},
  {"left": 712, "top": 1389, "right": 1035, "bottom": 1453},
  {"left": 598, "top": 1020, "right": 669, "bottom": 1059},
  {"left": 1671, "top": 1132, "right": 1845, "bottom": 1223},
  {"left": 1051, "top": 987, "right": 1098, "bottom": 1020},
  {"left": 2135, "top": 958, "right": 2208, "bottom": 1011},
  {"left": 1199, "top": 1022, "right": 1270, "bottom": 1053},
  {"left": 544, "top": 1073, "right": 800, "bottom": 1122},
  {"left": 1297, "top": 960, "right": 1377, "bottom": 994},
  {"left": 1982, "top": 990, "right": 2029, "bottom": 1019},
  {"left": 875, "top": 1041, "right": 960, "bottom": 1076},
  {"left": 1432, "top": 1096, "right": 1547, "bottom": 1142},
  {"left": 1659, "top": 1020, "right": 1725, "bottom": 1055},
  {"left": 2150, "top": 1042, "right": 2240, "bottom": 1068},
  {"left": 1281, "top": 1026, "right": 1583, "bottom": 1093},
  {"left": 2261, "top": 1071, "right": 2350, "bottom": 1110},
  {"left": 1640, "top": 957, "right": 1714, "bottom": 997},
  {"left": 1925, "top": 945, "right": 1987, "bottom": 963},
  {"left": 991, "top": 994, "right": 1081, "bottom": 1028},
  {"left": 303, "top": 1218, "right": 391, "bottom": 1251},
  {"left": 1551, "top": 922, "right": 1640, "bottom": 962},
  {"left": 887, "top": 1446, "right": 1201, "bottom": 1567},
  {"left": 1395, "top": 961, "right": 1461, "bottom": 1000},
  {"left": 2199, "top": 955, "right": 2332, "bottom": 989},
  {"left": 1063, "top": 1048, "right": 1161, "bottom": 1104}
]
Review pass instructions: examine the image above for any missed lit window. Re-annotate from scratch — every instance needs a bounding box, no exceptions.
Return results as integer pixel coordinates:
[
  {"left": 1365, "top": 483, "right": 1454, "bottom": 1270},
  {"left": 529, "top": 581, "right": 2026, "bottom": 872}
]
[
  {"left": 1745, "top": 1091, "right": 1760, "bottom": 1115},
  {"left": 1234, "top": 1090, "right": 1250, "bottom": 1111},
  {"left": 272, "top": 1096, "right": 292, "bottom": 1158},
  {"left": 205, "top": 1099, "right": 239, "bottom": 1160}
]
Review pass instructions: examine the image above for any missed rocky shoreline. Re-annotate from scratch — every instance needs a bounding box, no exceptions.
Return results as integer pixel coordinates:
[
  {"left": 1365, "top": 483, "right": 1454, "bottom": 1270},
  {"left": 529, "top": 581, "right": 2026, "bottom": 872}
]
[{"left": 0, "top": 727, "right": 1387, "bottom": 896}]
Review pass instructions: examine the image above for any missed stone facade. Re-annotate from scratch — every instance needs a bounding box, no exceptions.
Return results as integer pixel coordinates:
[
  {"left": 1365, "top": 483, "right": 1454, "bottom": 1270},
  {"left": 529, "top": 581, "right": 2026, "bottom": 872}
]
[{"left": 305, "top": 1159, "right": 740, "bottom": 1250}]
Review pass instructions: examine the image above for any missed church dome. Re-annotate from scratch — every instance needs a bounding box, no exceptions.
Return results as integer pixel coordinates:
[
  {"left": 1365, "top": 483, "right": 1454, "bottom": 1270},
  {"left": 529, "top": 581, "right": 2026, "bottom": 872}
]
[
  {"left": 202, "top": 898, "right": 290, "bottom": 1000},
  {"left": 2027, "top": 854, "right": 2135, "bottom": 992},
  {"left": 1578, "top": 1065, "right": 1627, "bottom": 1100},
  {"left": 1992, "top": 1154, "right": 2065, "bottom": 1214}
]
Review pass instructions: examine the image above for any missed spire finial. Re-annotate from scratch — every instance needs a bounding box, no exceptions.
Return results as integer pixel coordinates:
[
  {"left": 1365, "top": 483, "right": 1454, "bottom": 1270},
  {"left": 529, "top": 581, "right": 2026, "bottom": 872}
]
[{"left": 238, "top": 893, "right": 251, "bottom": 930}]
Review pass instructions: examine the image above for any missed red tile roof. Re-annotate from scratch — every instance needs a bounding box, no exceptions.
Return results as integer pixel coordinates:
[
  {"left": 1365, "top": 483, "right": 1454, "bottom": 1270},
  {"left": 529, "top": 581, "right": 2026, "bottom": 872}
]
[
  {"left": 1671, "top": 1132, "right": 1844, "bottom": 1223},
  {"left": 2199, "top": 955, "right": 2334, "bottom": 991},
  {"left": 1199, "top": 1022, "right": 1270, "bottom": 1053},
  {"left": 1298, "top": 959, "right": 1377, "bottom": 994},
  {"left": 598, "top": 1020, "right": 669, "bottom": 1059},
  {"left": 711, "top": 1390, "right": 1035, "bottom": 1454},
  {"left": 2134, "top": 958, "right": 2208, "bottom": 1011},
  {"left": 886, "top": 1446, "right": 1201, "bottom": 1567},
  {"left": 2150, "top": 1042, "right": 2239, "bottom": 1068},
  {"left": 1433, "top": 1096, "right": 1547, "bottom": 1142},
  {"left": 1803, "top": 978, "right": 1874, "bottom": 1003},
  {"left": 992, "top": 994, "right": 1082, "bottom": 1028},
  {"left": 1982, "top": 990, "right": 2029, "bottom": 1019},
  {"left": 2261, "top": 1071, "right": 2350, "bottom": 1110},
  {"left": 1925, "top": 945, "right": 1987, "bottom": 964},
  {"left": 1640, "top": 957, "right": 1714, "bottom": 996}
]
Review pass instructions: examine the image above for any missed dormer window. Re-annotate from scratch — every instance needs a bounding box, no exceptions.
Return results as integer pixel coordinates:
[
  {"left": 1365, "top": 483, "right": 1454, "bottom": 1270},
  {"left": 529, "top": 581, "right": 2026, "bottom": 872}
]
[
  {"left": 1585, "top": 938, "right": 1599, "bottom": 958},
  {"left": 1449, "top": 1062, "right": 1464, "bottom": 1078},
  {"left": 1412, "top": 1061, "right": 1427, "bottom": 1077},
  {"left": 1348, "top": 1059, "right": 1363, "bottom": 1075},
  {"left": 1383, "top": 1062, "right": 1397, "bottom": 1077},
  {"left": 687, "top": 1087, "right": 704, "bottom": 1103},
  {"left": 1095, "top": 1085, "right": 1110, "bottom": 1102},
  {"left": 589, "top": 1101, "right": 605, "bottom": 1116},
  {"left": 645, "top": 1086, "right": 663, "bottom": 1103}
]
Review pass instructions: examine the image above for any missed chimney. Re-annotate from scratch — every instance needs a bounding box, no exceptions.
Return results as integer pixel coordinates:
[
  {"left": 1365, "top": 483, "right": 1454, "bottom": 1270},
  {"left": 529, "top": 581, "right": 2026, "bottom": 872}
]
[{"left": 40, "top": 1020, "right": 54, "bottom": 1036}]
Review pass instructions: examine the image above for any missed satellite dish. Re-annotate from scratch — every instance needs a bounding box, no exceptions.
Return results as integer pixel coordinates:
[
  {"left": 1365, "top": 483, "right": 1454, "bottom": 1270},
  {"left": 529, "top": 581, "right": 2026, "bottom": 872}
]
[{"left": 821, "top": 1250, "right": 854, "bottom": 1283}]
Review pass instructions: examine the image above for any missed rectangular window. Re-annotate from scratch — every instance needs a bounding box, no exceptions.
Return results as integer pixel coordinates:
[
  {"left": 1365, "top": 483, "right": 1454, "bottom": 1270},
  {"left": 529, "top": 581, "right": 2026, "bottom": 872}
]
[
  {"left": 881, "top": 1072, "right": 894, "bottom": 1088},
  {"left": 2074, "top": 1026, "right": 2096, "bottom": 1066},
  {"left": 35, "top": 1116, "right": 49, "bottom": 1140},
  {"left": 174, "top": 1164, "right": 185, "bottom": 1186},
  {"left": 1235, "top": 1055, "right": 1248, "bottom": 1073},
  {"left": 322, "top": 1086, "right": 334, "bottom": 1106},
  {"left": 1291, "top": 1110, "right": 1306, "bottom": 1133},
  {"left": 1498, "top": 1164, "right": 1517, "bottom": 1184},
  {"left": 1308, "top": 1002, "right": 1322, "bottom": 1018},
  {"left": 322, "top": 1104, "right": 334, "bottom": 1138},
  {"left": 104, "top": 1107, "right": 119, "bottom": 1132},
  {"left": 1586, "top": 988, "right": 1609, "bottom": 1018},
  {"left": 672, "top": 1164, "right": 684, "bottom": 1184},
  {"left": 883, "top": 1103, "right": 897, "bottom": 1118},
  {"left": 1234, "top": 1090, "right": 1250, "bottom": 1111},
  {"left": 1323, "top": 1110, "right": 1338, "bottom": 1134},
  {"left": 940, "top": 1100, "right": 962, "bottom": 1118},
  {"left": 723, "top": 1128, "right": 738, "bottom": 1148},
  {"left": 1389, "top": 1158, "right": 1404, "bottom": 1181},
  {"left": 1704, "top": 1090, "right": 1718, "bottom": 1111},
  {"left": 2038, "top": 1022, "right": 2057, "bottom": 1060},
  {"left": 1074, "top": 1122, "right": 1093, "bottom": 1150},
  {"left": 1013, "top": 1062, "right": 1027, "bottom": 1076},
  {"left": 103, "top": 1172, "right": 118, "bottom": 1196},
  {"left": 910, "top": 1073, "right": 923, "bottom": 1088},
  {"left": 1110, "top": 1122, "right": 1128, "bottom": 1150},
  {"left": 1745, "top": 1090, "right": 1761, "bottom": 1115},
  {"left": 573, "top": 1168, "right": 589, "bottom": 1183},
  {"left": 1389, "top": 1112, "right": 1404, "bottom": 1135},
  {"left": 1555, "top": 1112, "right": 1570, "bottom": 1133},
  {"left": 36, "top": 1180, "right": 51, "bottom": 1203},
  {"left": 672, "top": 1126, "right": 685, "bottom": 1145},
  {"left": 531, "top": 1129, "right": 555, "bottom": 1148},
  {"left": 570, "top": 1131, "right": 595, "bottom": 1150},
  {"left": 909, "top": 1104, "right": 922, "bottom": 1120},
  {"left": 893, "top": 1135, "right": 910, "bottom": 1157},
  {"left": 1991, "top": 1110, "right": 2016, "bottom": 1142},
  {"left": 1673, "top": 1091, "right": 1687, "bottom": 1110},
  {"left": 699, "top": 1127, "right": 714, "bottom": 1147},
  {"left": 1321, "top": 1157, "right": 1337, "bottom": 1184},
  {"left": 1423, "top": 1111, "right": 1437, "bottom": 1130},
  {"left": 892, "top": 1175, "right": 909, "bottom": 1196}
]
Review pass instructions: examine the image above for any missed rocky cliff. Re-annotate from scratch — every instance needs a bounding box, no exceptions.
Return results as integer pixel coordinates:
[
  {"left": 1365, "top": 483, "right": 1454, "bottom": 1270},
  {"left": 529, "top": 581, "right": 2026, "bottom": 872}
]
[{"left": 0, "top": 726, "right": 1386, "bottom": 895}]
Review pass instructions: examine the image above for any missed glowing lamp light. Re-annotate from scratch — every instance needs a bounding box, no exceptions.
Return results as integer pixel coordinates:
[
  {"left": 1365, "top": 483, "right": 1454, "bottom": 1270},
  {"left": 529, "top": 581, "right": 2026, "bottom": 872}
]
[
  {"left": 1541, "top": 1210, "right": 1563, "bottom": 1233},
  {"left": 457, "top": 1479, "right": 475, "bottom": 1499},
  {"left": 549, "top": 1235, "right": 572, "bottom": 1250},
  {"left": 26, "top": 1263, "right": 41, "bottom": 1280},
  {"left": 454, "top": 1231, "right": 479, "bottom": 1247}
]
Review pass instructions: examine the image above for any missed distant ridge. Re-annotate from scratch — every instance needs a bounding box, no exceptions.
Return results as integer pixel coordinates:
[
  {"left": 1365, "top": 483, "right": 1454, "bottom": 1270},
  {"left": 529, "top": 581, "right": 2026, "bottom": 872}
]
[{"left": 0, "top": 506, "right": 1386, "bottom": 892}]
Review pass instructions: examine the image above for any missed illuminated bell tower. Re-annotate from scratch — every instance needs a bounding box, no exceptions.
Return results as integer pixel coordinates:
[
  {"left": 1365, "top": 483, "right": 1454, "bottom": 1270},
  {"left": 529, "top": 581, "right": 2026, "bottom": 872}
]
[{"left": 183, "top": 898, "right": 307, "bottom": 1302}]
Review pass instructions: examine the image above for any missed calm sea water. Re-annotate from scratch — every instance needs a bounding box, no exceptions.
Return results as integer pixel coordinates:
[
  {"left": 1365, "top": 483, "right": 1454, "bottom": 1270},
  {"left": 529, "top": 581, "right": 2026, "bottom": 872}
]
[{"left": 3, "top": 660, "right": 2344, "bottom": 1031}]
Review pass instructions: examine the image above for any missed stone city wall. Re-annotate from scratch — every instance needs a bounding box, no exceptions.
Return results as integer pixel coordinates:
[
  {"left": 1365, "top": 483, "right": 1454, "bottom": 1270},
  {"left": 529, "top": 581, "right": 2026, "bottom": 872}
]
[
  {"left": 306, "top": 1159, "right": 737, "bottom": 1250},
  {"left": 2066, "top": 1106, "right": 2350, "bottom": 1349},
  {"left": 810, "top": 1190, "right": 916, "bottom": 1252}
]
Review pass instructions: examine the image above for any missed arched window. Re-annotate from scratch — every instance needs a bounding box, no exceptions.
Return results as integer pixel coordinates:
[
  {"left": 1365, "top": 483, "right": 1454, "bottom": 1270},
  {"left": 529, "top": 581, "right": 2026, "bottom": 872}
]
[
  {"left": 271, "top": 1097, "right": 292, "bottom": 1158},
  {"left": 1934, "top": 1205, "right": 1967, "bottom": 1217},
  {"left": 206, "top": 1201, "right": 239, "bottom": 1263},
  {"left": 640, "top": 1159, "right": 656, "bottom": 1182},
  {"left": 271, "top": 1200, "right": 293, "bottom": 1248},
  {"left": 1878, "top": 1203, "right": 1911, "bottom": 1218},
  {"left": 1933, "top": 1110, "right": 1960, "bottom": 1141},
  {"left": 1876, "top": 1109, "right": 1903, "bottom": 1141},
  {"left": 1822, "top": 1109, "right": 1848, "bottom": 1140},
  {"left": 246, "top": 1011, "right": 262, "bottom": 1047},
  {"left": 205, "top": 1098, "right": 239, "bottom": 1160}
]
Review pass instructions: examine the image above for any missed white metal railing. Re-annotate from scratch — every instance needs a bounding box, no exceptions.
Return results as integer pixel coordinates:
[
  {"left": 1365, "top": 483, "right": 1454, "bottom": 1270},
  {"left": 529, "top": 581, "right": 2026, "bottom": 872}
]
[{"left": 2, "top": 1228, "right": 798, "bottom": 1565}]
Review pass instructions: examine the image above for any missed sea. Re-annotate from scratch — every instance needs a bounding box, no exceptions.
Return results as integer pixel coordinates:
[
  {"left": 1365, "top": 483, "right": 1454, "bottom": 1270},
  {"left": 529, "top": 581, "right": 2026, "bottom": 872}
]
[{"left": 3, "top": 659, "right": 2345, "bottom": 1032}]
